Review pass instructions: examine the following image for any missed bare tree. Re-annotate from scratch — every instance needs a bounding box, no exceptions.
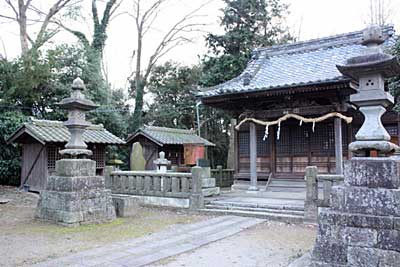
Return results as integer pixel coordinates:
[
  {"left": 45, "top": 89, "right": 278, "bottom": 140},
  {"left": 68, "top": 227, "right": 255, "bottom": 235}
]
[
  {"left": 54, "top": 0, "right": 122, "bottom": 103},
  {"left": 368, "top": 0, "right": 394, "bottom": 26},
  {"left": 128, "top": 0, "right": 209, "bottom": 130},
  {"left": 0, "top": 0, "right": 79, "bottom": 55}
]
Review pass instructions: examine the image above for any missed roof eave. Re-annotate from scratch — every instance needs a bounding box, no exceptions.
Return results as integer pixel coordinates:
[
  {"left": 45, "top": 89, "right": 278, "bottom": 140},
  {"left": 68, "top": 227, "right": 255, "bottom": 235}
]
[
  {"left": 6, "top": 125, "right": 45, "bottom": 145},
  {"left": 126, "top": 131, "right": 164, "bottom": 147},
  {"left": 201, "top": 79, "right": 353, "bottom": 105}
]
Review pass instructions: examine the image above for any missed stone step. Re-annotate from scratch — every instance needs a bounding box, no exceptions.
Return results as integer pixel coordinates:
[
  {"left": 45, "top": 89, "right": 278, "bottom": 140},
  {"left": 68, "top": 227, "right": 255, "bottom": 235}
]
[
  {"left": 200, "top": 208, "right": 304, "bottom": 224},
  {"left": 207, "top": 200, "right": 304, "bottom": 211},
  {"left": 205, "top": 204, "right": 305, "bottom": 216},
  {"left": 266, "top": 187, "right": 307, "bottom": 193}
]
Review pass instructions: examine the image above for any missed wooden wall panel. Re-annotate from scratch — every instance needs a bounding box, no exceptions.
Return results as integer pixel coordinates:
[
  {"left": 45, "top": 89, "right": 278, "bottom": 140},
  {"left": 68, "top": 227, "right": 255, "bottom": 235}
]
[{"left": 21, "top": 143, "right": 46, "bottom": 191}]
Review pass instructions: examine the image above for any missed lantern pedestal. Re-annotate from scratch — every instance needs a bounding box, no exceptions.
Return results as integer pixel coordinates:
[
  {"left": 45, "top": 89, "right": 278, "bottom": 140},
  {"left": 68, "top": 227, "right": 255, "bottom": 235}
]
[{"left": 36, "top": 159, "right": 115, "bottom": 226}]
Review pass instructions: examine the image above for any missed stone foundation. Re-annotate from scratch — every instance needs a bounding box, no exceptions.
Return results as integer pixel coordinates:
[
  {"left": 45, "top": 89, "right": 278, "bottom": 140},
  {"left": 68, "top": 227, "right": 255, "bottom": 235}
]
[
  {"left": 311, "top": 157, "right": 400, "bottom": 267},
  {"left": 36, "top": 159, "right": 116, "bottom": 226}
]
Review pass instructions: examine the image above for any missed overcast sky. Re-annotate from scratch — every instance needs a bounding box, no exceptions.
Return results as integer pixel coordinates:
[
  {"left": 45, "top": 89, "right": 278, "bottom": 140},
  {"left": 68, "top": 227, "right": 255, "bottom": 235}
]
[{"left": 1, "top": 0, "right": 400, "bottom": 89}]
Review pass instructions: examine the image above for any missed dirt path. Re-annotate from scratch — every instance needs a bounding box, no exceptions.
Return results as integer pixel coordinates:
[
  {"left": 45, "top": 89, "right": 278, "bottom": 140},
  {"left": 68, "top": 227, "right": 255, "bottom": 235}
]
[
  {"left": 0, "top": 186, "right": 209, "bottom": 267},
  {"left": 150, "top": 221, "right": 316, "bottom": 267}
]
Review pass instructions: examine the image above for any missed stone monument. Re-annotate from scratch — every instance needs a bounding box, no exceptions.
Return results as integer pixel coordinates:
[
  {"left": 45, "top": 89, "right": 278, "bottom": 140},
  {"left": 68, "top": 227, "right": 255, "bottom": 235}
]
[
  {"left": 130, "top": 142, "right": 146, "bottom": 171},
  {"left": 310, "top": 25, "right": 400, "bottom": 266},
  {"left": 35, "top": 78, "right": 116, "bottom": 226}
]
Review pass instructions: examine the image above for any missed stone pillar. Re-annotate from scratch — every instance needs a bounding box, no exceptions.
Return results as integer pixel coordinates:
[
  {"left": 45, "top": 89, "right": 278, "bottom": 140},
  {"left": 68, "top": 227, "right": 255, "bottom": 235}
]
[
  {"left": 304, "top": 166, "right": 318, "bottom": 222},
  {"left": 334, "top": 117, "right": 343, "bottom": 174},
  {"left": 248, "top": 122, "right": 258, "bottom": 191},
  {"left": 189, "top": 166, "right": 204, "bottom": 210}
]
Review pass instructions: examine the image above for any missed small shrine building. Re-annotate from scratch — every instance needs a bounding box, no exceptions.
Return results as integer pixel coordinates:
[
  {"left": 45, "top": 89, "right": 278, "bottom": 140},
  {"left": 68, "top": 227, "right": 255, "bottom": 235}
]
[{"left": 126, "top": 125, "right": 215, "bottom": 170}]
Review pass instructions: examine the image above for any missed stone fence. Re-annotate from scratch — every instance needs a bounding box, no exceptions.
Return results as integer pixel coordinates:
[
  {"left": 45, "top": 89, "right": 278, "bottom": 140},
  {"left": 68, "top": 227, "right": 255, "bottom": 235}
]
[
  {"left": 211, "top": 166, "right": 234, "bottom": 187},
  {"left": 105, "top": 166, "right": 204, "bottom": 212},
  {"left": 304, "top": 166, "right": 344, "bottom": 222}
]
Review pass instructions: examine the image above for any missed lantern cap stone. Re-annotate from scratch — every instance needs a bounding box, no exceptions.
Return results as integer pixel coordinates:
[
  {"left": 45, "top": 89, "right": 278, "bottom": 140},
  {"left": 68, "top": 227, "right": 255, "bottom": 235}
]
[
  {"left": 361, "top": 24, "right": 385, "bottom": 46},
  {"left": 72, "top": 77, "right": 85, "bottom": 90}
]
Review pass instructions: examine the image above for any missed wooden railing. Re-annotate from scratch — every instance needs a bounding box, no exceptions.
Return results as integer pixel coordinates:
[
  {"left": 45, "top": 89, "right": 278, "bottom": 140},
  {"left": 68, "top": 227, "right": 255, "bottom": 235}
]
[
  {"left": 211, "top": 165, "right": 234, "bottom": 187},
  {"left": 304, "top": 166, "right": 344, "bottom": 222},
  {"left": 105, "top": 166, "right": 204, "bottom": 210}
]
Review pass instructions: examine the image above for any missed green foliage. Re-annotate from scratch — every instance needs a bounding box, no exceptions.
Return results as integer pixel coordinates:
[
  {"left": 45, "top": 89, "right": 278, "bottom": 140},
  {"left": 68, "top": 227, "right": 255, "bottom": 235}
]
[
  {"left": 200, "top": 0, "right": 293, "bottom": 87},
  {"left": 145, "top": 62, "right": 199, "bottom": 129},
  {"left": 0, "top": 111, "right": 27, "bottom": 185}
]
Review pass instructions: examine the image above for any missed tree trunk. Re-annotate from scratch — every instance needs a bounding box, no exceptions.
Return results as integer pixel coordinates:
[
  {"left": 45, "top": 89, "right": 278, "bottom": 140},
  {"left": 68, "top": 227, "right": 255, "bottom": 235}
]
[
  {"left": 18, "top": 0, "right": 29, "bottom": 55},
  {"left": 131, "top": 19, "right": 144, "bottom": 131}
]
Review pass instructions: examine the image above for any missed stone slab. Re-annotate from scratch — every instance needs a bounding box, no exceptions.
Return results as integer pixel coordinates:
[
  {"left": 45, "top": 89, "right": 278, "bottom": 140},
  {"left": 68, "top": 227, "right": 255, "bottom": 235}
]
[
  {"left": 347, "top": 246, "right": 400, "bottom": 267},
  {"left": 112, "top": 196, "right": 139, "bottom": 217},
  {"left": 34, "top": 216, "right": 264, "bottom": 267},
  {"left": 330, "top": 185, "right": 400, "bottom": 216},
  {"left": 202, "top": 187, "right": 220, "bottom": 197},
  {"left": 46, "top": 175, "right": 105, "bottom": 192},
  {"left": 318, "top": 208, "right": 396, "bottom": 230},
  {"left": 0, "top": 199, "right": 10, "bottom": 204},
  {"left": 112, "top": 194, "right": 190, "bottom": 209},
  {"left": 55, "top": 159, "right": 96, "bottom": 177},
  {"left": 344, "top": 158, "right": 400, "bottom": 189}
]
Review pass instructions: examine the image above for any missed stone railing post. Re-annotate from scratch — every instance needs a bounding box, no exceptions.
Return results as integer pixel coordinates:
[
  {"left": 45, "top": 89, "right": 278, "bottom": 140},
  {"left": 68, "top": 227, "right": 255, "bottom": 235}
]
[
  {"left": 104, "top": 165, "right": 116, "bottom": 189},
  {"left": 190, "top": 166, "right": 204, "bottom": 210},
  {"left": 217, "top": 165, "right": 222, "bottom": 186},
  {"left": 304, "top": 166, "right": 318, "bottom": 222}
]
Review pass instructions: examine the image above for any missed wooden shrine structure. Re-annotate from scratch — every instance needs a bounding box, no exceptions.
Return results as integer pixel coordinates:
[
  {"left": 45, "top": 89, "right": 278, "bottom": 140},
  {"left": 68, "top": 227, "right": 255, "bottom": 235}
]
[
  {"left": 126, "top": 125, "right": 215, "bottom": 170},
  {"left": 199, "top": 26, "right": 400, "bottom": 188}
]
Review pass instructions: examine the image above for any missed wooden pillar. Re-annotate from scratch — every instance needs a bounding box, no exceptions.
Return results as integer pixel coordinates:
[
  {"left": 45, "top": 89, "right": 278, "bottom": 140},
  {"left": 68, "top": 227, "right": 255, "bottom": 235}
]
[
  {"left": 248, "top": 123, "right": 258, "bottom": 191},
  {"left": 270, "top": 125, "right": 276, "bottom": 176},
  {"left": 334, "top": 118, "right": 343, "bottom": 174}
]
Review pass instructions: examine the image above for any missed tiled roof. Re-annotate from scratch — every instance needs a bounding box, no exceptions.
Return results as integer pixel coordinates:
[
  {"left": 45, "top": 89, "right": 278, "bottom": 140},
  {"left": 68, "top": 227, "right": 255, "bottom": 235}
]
[
  {"left": 7, "top": 119, "right": 125, "bottom": 145},
  {"left": 126, "top": 125, "right": 215, "bottom": 146},
  {"left": 199, "top": 25, "right": 396, "bottom": 98}
]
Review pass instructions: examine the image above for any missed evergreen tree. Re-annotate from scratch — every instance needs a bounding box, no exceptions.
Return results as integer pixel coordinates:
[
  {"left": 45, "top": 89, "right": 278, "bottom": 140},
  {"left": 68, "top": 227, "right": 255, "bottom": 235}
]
[
  {"left": 198, "top": 0, "right": 293, "bottom": 166},
  {"left": 200, "top": 0, "right": 293, "bottom": 87},
  {"left": 145, "top": 62, "right": 199, "bottom": 129}
]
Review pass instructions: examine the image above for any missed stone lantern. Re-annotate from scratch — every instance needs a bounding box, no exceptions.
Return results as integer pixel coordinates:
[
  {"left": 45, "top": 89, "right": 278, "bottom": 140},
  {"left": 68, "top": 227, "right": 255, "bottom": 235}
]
[
  {"left": 59, "top": 77, "right": 98, "bottom": 158},
  {"left": 35, "top": 78, "right": 116, "bottom": 226},
  {"left": 337, "top": 25, "right": 400, "bottom": 156},
  {"left": 310, "top": 26, "right": 400, "bottom": 266}
]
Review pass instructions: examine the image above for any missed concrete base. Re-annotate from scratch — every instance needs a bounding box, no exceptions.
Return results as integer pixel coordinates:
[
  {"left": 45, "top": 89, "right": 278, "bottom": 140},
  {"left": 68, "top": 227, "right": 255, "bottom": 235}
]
[
  {"left": 112, "top": 194, "right": 190, "bottom": 210},
  {"left": 35, "top": 159, "right": 116, "bottom": 226}
]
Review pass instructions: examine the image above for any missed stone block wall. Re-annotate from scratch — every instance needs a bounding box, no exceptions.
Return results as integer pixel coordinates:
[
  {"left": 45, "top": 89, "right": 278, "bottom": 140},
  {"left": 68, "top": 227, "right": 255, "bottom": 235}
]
[{"left": 311, "top": 157, "right": 400, "bottom": 267}]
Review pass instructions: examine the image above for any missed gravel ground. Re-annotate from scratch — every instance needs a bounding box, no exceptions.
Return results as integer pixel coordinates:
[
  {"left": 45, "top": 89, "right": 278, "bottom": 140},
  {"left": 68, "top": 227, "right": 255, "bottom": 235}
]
[
  {"left": 149, "top": 221, "right": 317, "bottom": 267},
  {"left": 0, "top": 186, "right": 208, "bottom": 267}
]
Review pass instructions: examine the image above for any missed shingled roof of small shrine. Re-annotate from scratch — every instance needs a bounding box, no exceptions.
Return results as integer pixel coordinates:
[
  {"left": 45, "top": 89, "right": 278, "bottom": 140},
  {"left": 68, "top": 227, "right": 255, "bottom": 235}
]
[
  {"left": 7, "top": 119, "right": 125, "bottom": 145},
  {"left": 199, "top": 25, "right": 396, "bottom": 98},
  {"left": 126, "top": 125, "right": 215, "bottom": 147}
]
